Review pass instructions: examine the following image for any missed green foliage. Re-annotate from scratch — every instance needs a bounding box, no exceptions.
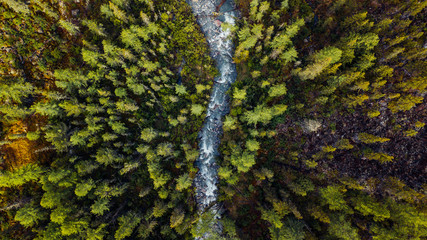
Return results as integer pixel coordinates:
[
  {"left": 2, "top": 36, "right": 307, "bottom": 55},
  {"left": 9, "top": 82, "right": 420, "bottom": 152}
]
[
  {"left": 176, "top": 173, "right": 192, "bottom": 191},
  {"left": 50, "top": 207, "right": 71, "bottom": 224},
  {"left": 233, "top": 88, "right": 247, "bottom": 100},
  {"left": 82, "top": 19, "right": 106, "bottom": 36},
  {"left": 297, "top": 61, "right": 330, "bottom": 81},
  {"left": 314, "top": 47, "right": 343, "bottom": 64},
  {"left": 148, "top": 160, "right": 171, "bottom": 189},
  {"left": 157, "top": 143, "right": 174, "bottom": 157},
  {"left": 86, "top": 224, "right": 107, "bottom": 240},
  {"left": 365, "top": 152, "right": 394, "bottom": 163},
  {"left": 262, "top": 208, "right": 283, "bottom": 229},
  {"left": 26, "top": 131, "right": 40, "bottom": 141},
  {"left": 230, "top": 150, "right": 256, "bottom": 173},
  {"left": 115, "top": 211, "right": 142, "bottom": 240},
  {"left": 223, "top": 116, "right": 238, "bottom": 131},
  {"left": 335, "top": 139, "right": 354, "bottom": 150},
  {"left": 268, "top": 217, "right": 305, "bottom": 240},
  {"left": 1, "top": 0, "right": 426, "bottom": 239},
  {"left": 414, "top": 121, "right": 425, "bottom": 129},
  {"left": 368, "top": 110, "right": 381, "bottom": 118},
  {"left": 298, "top": 47, "right": 342, "bottom": 80},
  {"left": 170, "top": 208, "right": 185, "bottom": 229},
  {"left": 61, "top": 219, "right": 89, "bottom": 236},
  {"left": 191, "top": 211, "right": 221, "bottom": 239},
  {"left": 40, "top": 189, "right": 63, "bottom": 209},
  {"left": 0, "top": 82, "right": 34, "bottom": 103},
  {"left": 358, "top": 133, "right": 390, "bottom": 144},
  {"left": 388, "top": 94, "right": 424, "bottom": 113},
  {"left": 345, "top": 94, "right": 369, "bottom": 107},
  {"left": 322, "top": 145, "right": 336, "bottom": 153},
  {"left": 175, "top": 85, "right": 187, "bottom": 95},
  {"left": 242, "top": 104, "right": 274, "bottom": 126},
  {"left": 217, "top": 1, "right": 427, "bottom": 239},
  {"left": 91, "top": 198, "right": 110, "bottom": 216},
  {"left": 75, "top": 179, "right": 96, "bottom": 197},
  {"left": 352, "top": 194, "right": 390, "bottom": 221},
  {"left": 268, "top": 84, "right": 287, "bottom": 97},
  {"left": 0, "top": 0, "right": 218, "bottom": 238},
  {"left": 141, "top": 128, "right": 158, "bottom": 142},
  {"left": 403, "top": 129, "right": 418, "bottom": 137},
  {"left": 218, "top": 166, "right": 233, "bottom": 180},
  {"left": 191, "top": 104, "right": 204, "bottom": 116},
  {"left": 320, "top": 186, "right": 348, "bottom": 211},
  {"left": 288, "top": 177, "right": 315, "bottom": 196},
  {"left": 0, "top": 164, "right": 44, "bottom": 187},
  {"left": 308, "top": 206, "right": 330, "bottom": 223},
  {"left": 234, "top": 6, "right": 304, "bottom": 64},
  {"left": 328, "top": 214, "right": 360, "bottom": 240},
  {"left": 59, "top": 19, "right": 80, "bottom": 35},
  {"left": 15, "top": 204, "right": 43, "bottom": 227},
  {"left": 1, "top": 0, "right": 30, "bottom": 14},
  {"left": 246, "top": 139, "right": 260, "bottom": 152}
]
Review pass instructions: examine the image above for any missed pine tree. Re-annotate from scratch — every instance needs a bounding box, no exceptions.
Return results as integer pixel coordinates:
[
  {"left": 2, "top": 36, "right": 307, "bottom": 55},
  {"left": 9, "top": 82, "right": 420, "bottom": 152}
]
[
  {"left": 268, "top": 217, "right": 305, "bottom": 240},
  {"left": 108, "top": 2, "right": 128, "bottom": 23},
  {"left": 358, "top": 133, "right": 390, "bottom": 144},
  {"left": 82, "top": 19, "right": 106, "bottom": 36},
  {"left": 388, "top": 94, "right": 424, "bottom": 113},
  {"left": 287, "top": 177, "right": 315, "bottom": 196},
  {"left": 74, "top": 179, "right": 96, "bottom": 197},
  {"left": 1, "top": 0, "right": 30, "bottom": 14},
  {"left": 190, "top": 104, "right": 204, "bottom": 116},
  {"left": 351, "top": 194, "right": 390, "bottom": 221},
  {"left": 268, "top": 83, "right": 287, "bottom": 97},
  {"left": 328, "top": 214, "right": 360, "bottom": 240},
  {"left": 242, "top": 104, "right": 274, "bottom": 126},
  {"left": 320, "top": 185, "right": 348, "bottom": 211},
  {"left": 91, "top": 198, "right": 110, "bottom": 216},
  {"left": 121, "top": 28, "right": 143, "bottom": 52},
  {"left": 176, "top": 173, "right": 192, "bottom": 191},
  {"left": 170, "top": 208, "right": 185, "bottom": 228},
  {"left": 114, "top": 211, "right": 142, "bottom": 240},
  {"left": 60, "top": 219, "right": 89, "bottom": 236},
  {"left": 297, "top": 60, "right": 330, "bottom": 80},
  {"left": 0, "top": 163, "right": 44, "bottom": 187},
  {"left": 233, "top": 88, "right": 247, "bottom": 100},
  {"left": 261, "top": 208, "right": 283, "bottom": 229},
  {"left": 335, "top": 139, "right": 354, "bottom": 150},
  {"left": 246, "top": 139, "right": 260, "bottom": 152},
  {"left": 14, "top": 204, "right": 44, "bottom": 227},
  {"left": 86, "top": 224, "right": 107, "bottom": 240},
  {"left": 59, "top": 19, "right": 80, "bottom": 35},
  {"left": 345, "top": 94, "right": 369, "bottom": 107},
  {"left": 50, "top": 206, "right": 72, "bottom": 224},
  {"left": 0, "top": 82, "right": 34, "bottom": 103},
  {"left": 364, "top": 152, "right": 394, "bottom": 164}
]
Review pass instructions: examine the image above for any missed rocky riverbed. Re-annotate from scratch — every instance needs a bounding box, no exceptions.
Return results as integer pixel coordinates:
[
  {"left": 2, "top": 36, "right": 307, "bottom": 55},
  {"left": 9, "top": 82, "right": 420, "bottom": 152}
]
[{"left": 186, "top": 0, "right": 238, "bottom": 238}]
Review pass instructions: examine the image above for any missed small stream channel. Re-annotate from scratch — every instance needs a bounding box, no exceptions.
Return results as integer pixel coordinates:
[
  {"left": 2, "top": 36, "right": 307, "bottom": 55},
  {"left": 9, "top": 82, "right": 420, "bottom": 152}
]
[{"left": 186, "top": 0, "right": 239, "bottom": 238}]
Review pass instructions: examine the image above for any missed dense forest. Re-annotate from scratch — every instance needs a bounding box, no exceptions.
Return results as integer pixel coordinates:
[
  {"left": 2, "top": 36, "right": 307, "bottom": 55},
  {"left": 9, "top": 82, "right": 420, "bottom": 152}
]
[{"left": 0, "top": 0, "right": 426, "bottom": 239}]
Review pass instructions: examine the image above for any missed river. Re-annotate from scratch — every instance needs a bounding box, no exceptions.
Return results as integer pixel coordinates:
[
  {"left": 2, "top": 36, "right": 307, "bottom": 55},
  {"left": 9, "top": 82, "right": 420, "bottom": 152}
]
[{"left": 185, "top": 0, "right": 238, "bottom": 238}]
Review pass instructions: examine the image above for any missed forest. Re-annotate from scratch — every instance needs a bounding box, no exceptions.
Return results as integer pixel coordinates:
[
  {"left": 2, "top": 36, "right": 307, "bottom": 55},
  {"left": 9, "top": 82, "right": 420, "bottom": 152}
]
[{"left": 0, "top": 0, "right": 426, "bottom": 239}]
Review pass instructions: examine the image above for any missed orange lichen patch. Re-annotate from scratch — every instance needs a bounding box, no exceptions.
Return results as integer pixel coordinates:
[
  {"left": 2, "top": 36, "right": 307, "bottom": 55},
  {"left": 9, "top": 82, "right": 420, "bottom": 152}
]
[
  {"left": 2, "top": 121, "right": 33, "bottom": 170},
  {"left": 2, "top": 116, "right": 51, "bottom": 171},
  {"left": 3, "top": 139, "right": 34, "bottom": 170}
]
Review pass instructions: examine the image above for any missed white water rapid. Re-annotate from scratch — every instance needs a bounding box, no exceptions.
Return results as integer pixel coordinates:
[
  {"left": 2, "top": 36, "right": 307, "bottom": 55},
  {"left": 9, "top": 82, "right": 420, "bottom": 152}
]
[{"left": 186, "top": 0, "right": 238, "bottom": 238}]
